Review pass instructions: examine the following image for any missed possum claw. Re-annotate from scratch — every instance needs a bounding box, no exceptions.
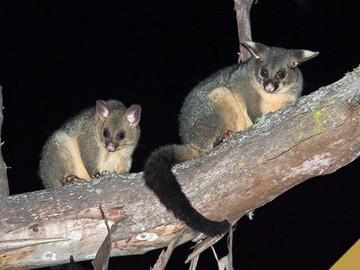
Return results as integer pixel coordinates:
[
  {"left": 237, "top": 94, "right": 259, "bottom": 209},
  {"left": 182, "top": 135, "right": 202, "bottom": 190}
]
[
  {"left": 222, "top": 130, "right": 235, "bottom": 142},
  {"left": 62, "top": 175, "right": 87, "bottom": 185}
]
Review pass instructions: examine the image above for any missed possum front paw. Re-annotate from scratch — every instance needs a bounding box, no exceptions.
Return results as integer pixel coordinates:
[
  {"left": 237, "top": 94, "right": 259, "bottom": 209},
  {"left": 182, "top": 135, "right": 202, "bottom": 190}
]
[
  {"left": 222, "top": 130, "right": 235, "bottom": 142},
  {"left": 62, "top": 175, "right": 87, "bottom": 185},
  {"left": 92, "top": 170, "right": 110, "bottom": 179}
]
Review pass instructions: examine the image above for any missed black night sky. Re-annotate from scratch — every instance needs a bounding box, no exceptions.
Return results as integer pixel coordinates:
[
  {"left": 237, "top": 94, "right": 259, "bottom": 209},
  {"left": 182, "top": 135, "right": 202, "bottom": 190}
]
[{"left": 0, "top": 0, "right": 359, "bottom": 269}]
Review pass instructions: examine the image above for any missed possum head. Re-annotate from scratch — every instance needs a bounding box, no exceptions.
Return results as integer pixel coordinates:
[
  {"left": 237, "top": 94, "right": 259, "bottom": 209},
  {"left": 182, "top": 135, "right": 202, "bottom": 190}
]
[
  {"left": 242, "top": 41, "right": 319, "bottom": 94},
  {"left": 96, "top": 100, "right": 141, "bottom": 152}
]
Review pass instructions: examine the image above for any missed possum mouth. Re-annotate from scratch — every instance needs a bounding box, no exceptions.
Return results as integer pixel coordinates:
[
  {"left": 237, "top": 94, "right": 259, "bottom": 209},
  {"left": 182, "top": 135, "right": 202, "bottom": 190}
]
[
  {"left": 105, "top": 142, "right": 119, "bottom": 152},
  {"left": 263, "top": 81, "right": 279, "bottom": 93}
]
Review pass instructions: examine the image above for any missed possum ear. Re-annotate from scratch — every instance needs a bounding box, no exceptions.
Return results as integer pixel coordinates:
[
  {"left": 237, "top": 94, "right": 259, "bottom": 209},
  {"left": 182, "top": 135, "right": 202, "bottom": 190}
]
[
  {"left": 289, "top": 50, "right": 319, "bottom": 68},
  {"left": 126, "top": 104, "right": 142, "bottom": 127},
  {"left": 96, "top": 100, "right": 110, "bottom": 120},
  {"left": 241, "top": 41, "right": 269, "bottom": 60}
]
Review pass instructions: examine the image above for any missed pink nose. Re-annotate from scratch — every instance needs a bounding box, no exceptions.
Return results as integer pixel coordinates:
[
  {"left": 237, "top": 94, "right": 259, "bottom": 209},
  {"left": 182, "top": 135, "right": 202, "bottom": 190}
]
[
  {"left": 106, "top": 143, "right": 116, "bottom": 152},
  {"left": 265, "top": 82, "right": 275, "bottom": 93}
]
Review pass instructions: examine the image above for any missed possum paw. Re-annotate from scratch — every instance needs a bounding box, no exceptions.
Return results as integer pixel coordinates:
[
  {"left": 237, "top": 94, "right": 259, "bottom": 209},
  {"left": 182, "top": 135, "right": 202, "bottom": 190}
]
[
  {"left": 222, "top": 130, "right": 235, "bottom": 141},
  {"left": 92, "top": 170, "right": 110, "bottom": 179},
  {"left": 62, "top": 175, "right": 87, "bottom": 185}
]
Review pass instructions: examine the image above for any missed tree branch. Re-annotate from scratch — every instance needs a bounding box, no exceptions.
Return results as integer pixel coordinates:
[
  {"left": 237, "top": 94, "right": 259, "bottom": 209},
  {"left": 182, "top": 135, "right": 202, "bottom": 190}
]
[
  {"left": 0, "top": 67, "right": 359, "bottom": 269},
  {"left": 0, "top": 85, "right": 9, "bottom": 197},
  {"left": 234, "top": 0, "right": 256, "bottom": 63}
]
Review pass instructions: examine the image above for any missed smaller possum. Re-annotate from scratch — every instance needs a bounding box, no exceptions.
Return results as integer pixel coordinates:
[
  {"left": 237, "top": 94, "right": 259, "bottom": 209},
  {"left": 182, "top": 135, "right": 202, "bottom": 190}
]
[{"left": 39, "top": 100, "right": 141, "bottom": 188}]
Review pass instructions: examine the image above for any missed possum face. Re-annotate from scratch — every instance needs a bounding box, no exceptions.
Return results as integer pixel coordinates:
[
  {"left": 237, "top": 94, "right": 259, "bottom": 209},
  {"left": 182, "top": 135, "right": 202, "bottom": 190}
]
[
  {"left": 101, "top": 126, "right": 126, "bottom": 152},
  {"left": 95, "top": 100, "right": 142, "bottom": 153},
  {"left": 242, "top": 41, "right": 318, "bottom": 95},
  {"left": 258, "top": 65, "right": 288, "bottom": 93}
]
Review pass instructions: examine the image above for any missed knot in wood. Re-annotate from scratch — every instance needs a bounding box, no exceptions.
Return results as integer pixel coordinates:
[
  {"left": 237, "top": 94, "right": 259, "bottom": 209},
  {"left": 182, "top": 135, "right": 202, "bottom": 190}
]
[
  {"left": 29, "top": 224, "right": 40, "bottom": 232},
  {"left": 347, "top": 95, "right": 360, "bottom": 108}
]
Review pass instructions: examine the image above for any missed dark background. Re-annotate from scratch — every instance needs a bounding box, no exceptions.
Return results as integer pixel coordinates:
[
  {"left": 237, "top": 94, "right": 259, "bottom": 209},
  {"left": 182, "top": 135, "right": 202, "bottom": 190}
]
[{"left": 0, "top": 0, "right": 359, "bottom": 269}]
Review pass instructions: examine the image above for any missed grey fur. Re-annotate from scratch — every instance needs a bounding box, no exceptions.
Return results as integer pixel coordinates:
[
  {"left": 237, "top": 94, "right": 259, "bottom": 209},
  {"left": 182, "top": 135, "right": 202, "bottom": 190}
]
[
  {"left": 145, "top": 42, "right": 318, "bottom": 236},
  {"left": 40, "top": 100, "right": 141, "bottom": 188}
]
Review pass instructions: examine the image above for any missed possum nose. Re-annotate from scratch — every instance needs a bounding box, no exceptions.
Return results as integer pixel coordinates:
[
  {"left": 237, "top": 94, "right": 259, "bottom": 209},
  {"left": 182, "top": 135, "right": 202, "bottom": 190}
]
[
  {"left": 106, "top": 142, "right": 116, "bottom": 152},
  {"left": 265, "top": 82, "right": 275, "bottom": 93}
]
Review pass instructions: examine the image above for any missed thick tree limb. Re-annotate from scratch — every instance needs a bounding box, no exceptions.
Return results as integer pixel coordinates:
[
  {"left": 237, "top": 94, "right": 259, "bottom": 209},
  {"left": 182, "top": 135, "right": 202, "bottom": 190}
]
[
  {"left": 0, "top": 85, "right": 9, "bottom": 197},
  {"left": 0, "top": 67, "right": 359, "bottom": 269}
]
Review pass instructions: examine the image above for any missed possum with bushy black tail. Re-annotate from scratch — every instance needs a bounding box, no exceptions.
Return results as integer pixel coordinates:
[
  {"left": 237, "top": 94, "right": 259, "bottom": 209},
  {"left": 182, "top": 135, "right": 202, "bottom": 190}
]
[{"left": 144, "top": 41, "right": 318, "bottom": 236}]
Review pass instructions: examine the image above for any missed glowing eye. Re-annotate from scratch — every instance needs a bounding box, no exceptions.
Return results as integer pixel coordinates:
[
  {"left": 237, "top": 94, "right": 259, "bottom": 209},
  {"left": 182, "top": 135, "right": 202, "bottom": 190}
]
[
  {"left": 103, "top": 128, "right": 110, "bottom": 138},
  {"left": 260, "top": 68, "right": 268, "bottom": 78},
  {"left": 276, "top": 70, "right": 286, "bottom": 80},
  {"left": 116, "top": 131, "right": 126, "bottom": 140}
]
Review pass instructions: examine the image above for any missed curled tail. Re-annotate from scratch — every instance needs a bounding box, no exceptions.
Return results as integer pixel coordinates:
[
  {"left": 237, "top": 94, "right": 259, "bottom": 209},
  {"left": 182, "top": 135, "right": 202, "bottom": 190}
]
[{"left": 144, "top": 144, "right": 230, "bottom": 237}]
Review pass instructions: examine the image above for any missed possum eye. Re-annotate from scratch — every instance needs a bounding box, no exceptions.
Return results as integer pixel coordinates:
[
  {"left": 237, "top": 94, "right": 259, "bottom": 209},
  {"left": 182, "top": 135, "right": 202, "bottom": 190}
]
[
  {"left": 103, "top": 128, "right": 110, "bottom": 138},
  {"left": 260, "top": 68, "right": 268, "bottom": 78},
  {"left": 276, "top": 70, "right": 286, "bottom": 80},
  {"left": 116, "top": 131, "right": 126, "bottom": 140}
]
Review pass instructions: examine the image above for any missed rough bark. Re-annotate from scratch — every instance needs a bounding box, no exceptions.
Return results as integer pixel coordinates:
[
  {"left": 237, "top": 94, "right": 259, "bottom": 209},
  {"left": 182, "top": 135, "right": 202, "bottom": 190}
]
[
  {"left": 0, "top": 67, "right": 359, "bottom": 269},
  {"left": 0, "top": 85, "right": 9, "bottom": 197}
]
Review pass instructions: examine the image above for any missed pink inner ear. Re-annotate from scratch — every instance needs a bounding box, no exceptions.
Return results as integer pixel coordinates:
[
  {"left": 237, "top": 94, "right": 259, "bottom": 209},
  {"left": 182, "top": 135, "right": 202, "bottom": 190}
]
[
  {"left": 96, "top": 100, "right": 109, "bottom": 119},
  {"left": 126, "top": 104, "right": 141, "bottom": 126}
]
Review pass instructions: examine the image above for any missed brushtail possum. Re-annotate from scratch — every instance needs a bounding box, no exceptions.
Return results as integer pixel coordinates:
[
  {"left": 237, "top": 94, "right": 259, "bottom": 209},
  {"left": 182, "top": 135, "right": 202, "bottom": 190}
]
[
  {"left": 144, "top": 41, "right": 318, "bottom": 236},
  {"left": 40, "top": 100, "right": 141, "bottom": 188}
]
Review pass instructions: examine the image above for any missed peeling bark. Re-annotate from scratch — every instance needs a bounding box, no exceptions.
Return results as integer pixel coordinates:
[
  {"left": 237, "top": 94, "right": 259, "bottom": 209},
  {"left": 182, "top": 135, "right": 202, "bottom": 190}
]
[{"left": 0, "top": 67, "right": 359, "bottom": 269}]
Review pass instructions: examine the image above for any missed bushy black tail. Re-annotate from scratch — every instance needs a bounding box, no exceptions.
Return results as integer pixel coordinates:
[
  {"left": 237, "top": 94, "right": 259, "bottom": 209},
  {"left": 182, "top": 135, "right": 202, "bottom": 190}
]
[{"left": 144, "top": 144, "right": 230, "bottom": 237}]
